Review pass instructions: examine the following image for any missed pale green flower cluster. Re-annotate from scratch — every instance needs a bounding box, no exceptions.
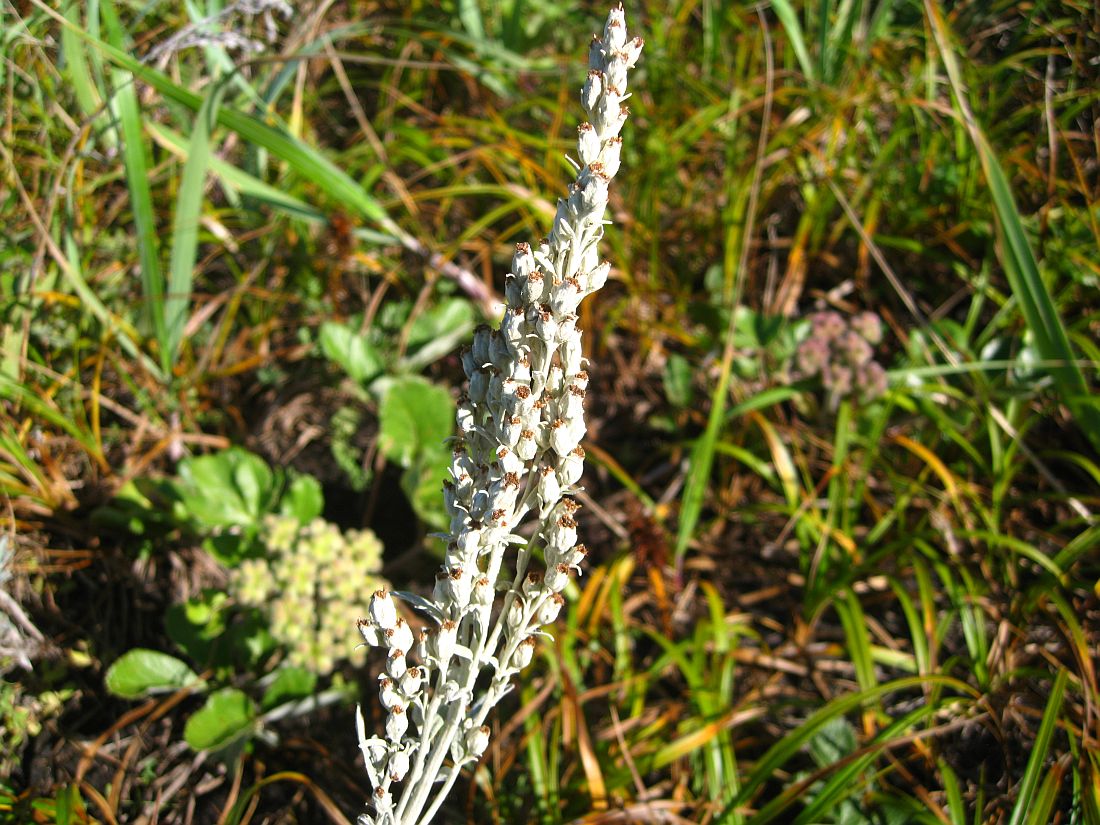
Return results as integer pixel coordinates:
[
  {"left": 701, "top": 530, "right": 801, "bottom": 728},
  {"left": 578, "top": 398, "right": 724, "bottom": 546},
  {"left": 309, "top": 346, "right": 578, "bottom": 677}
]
[{"left": 232, "top": 515, "right": 386, "bottom": 676}]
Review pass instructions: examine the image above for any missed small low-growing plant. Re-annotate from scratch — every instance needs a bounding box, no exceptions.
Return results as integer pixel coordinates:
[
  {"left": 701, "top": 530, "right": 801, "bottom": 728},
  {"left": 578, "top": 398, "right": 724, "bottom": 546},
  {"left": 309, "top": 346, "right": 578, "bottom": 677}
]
[
  {"left": 319, "top": 296, "right": 475, "bottom": 523},
  {"left": 353, "top": 6, "right": 642, "bottom": 823},
  {"left": 102, "top": 447, "right": 386, "bottom": 755}
]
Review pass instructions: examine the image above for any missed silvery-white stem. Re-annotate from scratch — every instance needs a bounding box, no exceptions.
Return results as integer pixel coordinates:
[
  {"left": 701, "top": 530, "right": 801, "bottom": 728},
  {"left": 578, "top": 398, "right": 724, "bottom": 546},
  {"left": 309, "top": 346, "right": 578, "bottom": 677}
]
[{"left": 355, "top": 7, "right": 642, "bottom": 824}]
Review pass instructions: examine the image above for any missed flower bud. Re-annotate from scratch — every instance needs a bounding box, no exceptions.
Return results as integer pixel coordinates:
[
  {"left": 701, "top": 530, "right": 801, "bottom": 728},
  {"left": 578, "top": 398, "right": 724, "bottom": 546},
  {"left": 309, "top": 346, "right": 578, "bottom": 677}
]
[
  {"left": 549, "top": 416, "right": 584, "bottom": 457},
  {"left": 551, "top": 277, "right": 584, "bottom": 317},
  {"left": 505, "top": 597, "right": 526, "bottom": 632},
  {"left": 512, "top": 241, "right": 536, "bottom": 279},
  {"left": 536, "top": 464, "right": 561, "bottom": 511},
  {"left": 494, "top": 445, "right": 524, "bottom": 477},
  {"left": 515, "top": 428, "right": 538, "bottom": 461},
  {"left": 514, "top": 636, "right": 537, "bottom": 669},
  {"left": 599, "top": 136, "right": 622, "bottom": 178},
  {"left": 581, "top": 71, "right": 603, "bottom": 114},
  {"left": 357, "top": 617, "right": 384, "bottom": 647},
  {"left": 388, "top": 747, "right": 412, "bottom": 781},
  {"left": 578, "top": 120, "right": 601, "bottom": 165},
  {"left": 471, "top": 324, "right": 491, "bottom": 366},
  {"left": 400, "top": 666, "right": 424, "bottom": 697},
  {"left": 456, "top": 400, "right": 477, "bottom": 434},
  {"left": 623, "top": 36, "right": 644, "bottom": 69},
  {"left": 431, "top": 619, "right": 459, "bottom": 664},
  {"left": 417, "top": 629, "right": 430, "bottom": 661},
  {"left": 604, "top": 5, "right": 628, "bottom": 50},
  {"left": 533, "top": 305, "right": 559, "bottom": 342},
  {"left": 575, "top": 168, "right": 610, "bottom": 214},
  {"left": 557, "top": 446, "right": 585, "bottom": 487},
  {"left": 387, "top": 618, "right": 414, "bottom": 653},
  {"left": 605, "top": 50, "right": 631, "bottom": 94},
  {"left": 379, "top": 677, "right": 402, "bottom": 710},
  {"left": 386, "top": 649, "right": 407, "bottom": 679},
  {"left": 465, "top": 724, "right": 491, "bottom": 758},
  {"left": 490, "top": 329, "right": 514, "bottom": 371},
  {"left": 385, "top": 705, "right": 409, "bottom": 743},
  {"left": 559, "top": 384, "right": 586, "bottom": 421},
  {"left": 588, "top": 34, "right": 605, "bottom": 70},
  {"left": 562, "top": 543, "right": 589, "bottom": 570},
  {"left": 523, "top": 268, "right": 546, "bottom": 304},
  {"left": 547, "top": 513, "right": 578, "bottom": 554},
  {"left": 537, "top": 592, "right": 566, "bottom": 625},
  {"left": 523, "top": 571, "right": 543, "bottom": 596},
  {"left": 543, "top": 562, "right": 571, "bottom": 593},
  {"left": 460, "top": 346, "right": 476, "bottom": 378},
  {"left": 505, "top": 273, "right": 523, "bottom": 307},
  {"left": 472, "top": 575, "right": 494, "bottom": 607},
  {"left": 447, "top": 566, "right": 473, "bottom": 610},
  {"left": 369, "top": 590, "right": 398, "bottom": 630},
  {"left": 501, "top": 305, "right": 526, "bottom": 347}
]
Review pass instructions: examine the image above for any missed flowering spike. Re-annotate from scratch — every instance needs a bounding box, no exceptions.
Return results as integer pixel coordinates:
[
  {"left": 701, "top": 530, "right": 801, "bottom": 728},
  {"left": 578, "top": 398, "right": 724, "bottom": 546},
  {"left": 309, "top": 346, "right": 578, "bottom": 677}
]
[{"left": 356, "top": 9, "right": 641, "bottom": 824}]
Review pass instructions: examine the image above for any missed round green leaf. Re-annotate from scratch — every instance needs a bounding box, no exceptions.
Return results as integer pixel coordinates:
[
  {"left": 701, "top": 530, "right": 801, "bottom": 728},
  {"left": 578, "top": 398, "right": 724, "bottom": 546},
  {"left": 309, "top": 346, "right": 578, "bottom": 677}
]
[
  {"left": 105, "top": 648, "right": 203, "bottom": 699},
  {"left": 183, "top": 688, "right": 257, "bottom": 752},
  {"left": 378, "top": 377, "right": 454, "bottom": 468},
  {"left": 261, "top": 666, "right": 317, "bottom": 711},
  {"left": 319, "top": 321, "right": 383, "bottom": 385},
  {"left": 280, "top": 474, "right": 324, "bottom": 523}
]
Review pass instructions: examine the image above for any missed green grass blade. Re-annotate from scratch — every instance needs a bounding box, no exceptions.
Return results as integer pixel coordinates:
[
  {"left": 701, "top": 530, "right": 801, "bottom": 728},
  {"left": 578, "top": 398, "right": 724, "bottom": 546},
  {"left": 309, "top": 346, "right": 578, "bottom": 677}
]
[
  {"left": 1006, "top": 668, "right": 1067, "bottom": 825},
  {"left": 99, "top": 0, "right": 164, "bottom": 355},
  {"left": 835, "top": 589, "right": 876, "bottom": 692},
  {"left": 1053, "top": 524, "right": 1100, "bottom": 571},
  {"left": 787, "top": 705, "right": 940, "bottom": 825},
  {"left": 675, "top": 308, "right": 747, "bottom": 571},
  {"left": 60, "top": 5, "right": 101, "bottom": 120},
  {"left": 51, "top": 9, "right": 388, "bottom": 226},
  {"left": 147, "top": 122, "right": 324, "bottom": 221},
  {"left": 939, "top": 760, "right": 966, "bottom": 825},
  {"left": 1023, "top": 760, "right": 1064, "bottom": 825},
  {"left": 61, "top": 226, "right": 164, "bottom": 380},
  {"left": 924, "top": 0, "right": 1100, "bottom": 454},
  {"left": 164, "top": 80, "right": 226, "bottom": 373},
  {"left": 720, "top": 675, "right": 975, "bottom": 817},
  {"left": 771, "top": 0, "right": 817, "bottom": 81}
]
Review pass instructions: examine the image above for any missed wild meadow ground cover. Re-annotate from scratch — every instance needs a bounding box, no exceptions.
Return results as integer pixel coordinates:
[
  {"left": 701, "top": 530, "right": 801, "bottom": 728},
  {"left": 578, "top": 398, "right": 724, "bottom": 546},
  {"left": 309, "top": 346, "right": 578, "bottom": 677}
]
[{"left": 1, "top": 1, "right": 1098, "bottom": 823}]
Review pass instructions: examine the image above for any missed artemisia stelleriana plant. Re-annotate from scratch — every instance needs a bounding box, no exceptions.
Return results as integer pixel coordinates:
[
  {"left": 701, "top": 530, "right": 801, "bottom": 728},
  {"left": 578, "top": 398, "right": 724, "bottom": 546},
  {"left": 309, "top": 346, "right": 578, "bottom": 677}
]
[{"left": 354, "top": 7, "right": 642, "bottom": 823}]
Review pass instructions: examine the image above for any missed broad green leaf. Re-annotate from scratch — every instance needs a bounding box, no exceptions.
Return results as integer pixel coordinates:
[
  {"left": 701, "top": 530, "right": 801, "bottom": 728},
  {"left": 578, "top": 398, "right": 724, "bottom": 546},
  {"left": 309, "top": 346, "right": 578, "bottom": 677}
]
[
  {"left": 105, "top": 649, "right": 203, "bottom": 699},
  {"left": 183, "top": 688, "right": 257, "bottom": 752},
  {"left": 280, "top": 474, "right": 325, "bottom": 523},
  {"left": 173, "top": 448, "right": 276, "bottom": 529},
  {"left": 165, "top": 590, "right": 230, "bottom": 666},
  {"left": 402, "top": 446, "right": 452, "bottom": 530},
  {"left": 402, "top": 298, "right": 476, "bottom": 371},
  {"left": 261, "top": 666, "right": 317, "bottom": 712},
  {"left": 378, "top": 377, "right": 454, "bottom": 468},
  {"left": 662, "top": 353, "right": 694, "bottom": 408},
  {"left": 319, "top": 321, "right": 384, "bottom": 385}
]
